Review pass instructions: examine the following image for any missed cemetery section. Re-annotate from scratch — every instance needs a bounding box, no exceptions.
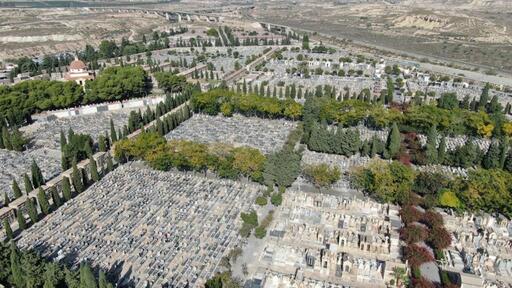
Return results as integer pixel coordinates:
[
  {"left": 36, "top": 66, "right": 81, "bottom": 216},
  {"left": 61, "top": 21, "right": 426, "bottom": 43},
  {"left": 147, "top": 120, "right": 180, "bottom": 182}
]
[
  {"left": 245, "top": 191, "right": 405, "bottom": 288},
  {"left": 0, "top": 108, "right": 135, "bottom": 200},
  {"left": 17, "top": 162, "right": 261, "bottom": 287},
  {"left": 165, "top": 114, "right": 297, "bottom": 154}
]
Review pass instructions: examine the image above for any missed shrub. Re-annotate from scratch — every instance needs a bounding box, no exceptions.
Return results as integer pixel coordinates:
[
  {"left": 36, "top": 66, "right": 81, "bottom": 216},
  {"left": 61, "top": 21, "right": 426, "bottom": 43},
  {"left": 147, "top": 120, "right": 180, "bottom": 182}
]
[
  {"left": 411, "top": 277, "right": 436, "bottom": 288},
  {"left": 303, "top": 163, "right": 341, "bottom": 189},
  {"left": 271, "top": 192, "right": 283, "bottom": 206},
  {"left": 399, "top": 205, "right": 423, "bottom": 224},
  {"left": 405, "top": 244, "right": 434, "bottom": 267},
  {"left": 254, "top": 227, "right": 267, "bottom": 239},
  {"left": 255, "top": 196, "right": 268, "bottom": 206},
  {"left": 438, "top": 189, "right": 461, "bottom": 209},
  {"left": 428, "top": 226, "right": 452, "bottom": 250},
  {"left": 400, "top": 225, "right": 428, "bottom": 244},
  {"left": 240, "top": 210, "right": 258, "bottom": 227},
  {"left": 421, "top": 210, "right": 444, "bottom": 228}
]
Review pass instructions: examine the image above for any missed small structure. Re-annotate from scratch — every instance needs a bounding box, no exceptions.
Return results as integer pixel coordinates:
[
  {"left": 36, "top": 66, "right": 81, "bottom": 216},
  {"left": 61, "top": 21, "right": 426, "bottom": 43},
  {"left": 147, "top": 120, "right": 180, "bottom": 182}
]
[{"left": 64, "top": 58, "right": 95, "bottom": 87}]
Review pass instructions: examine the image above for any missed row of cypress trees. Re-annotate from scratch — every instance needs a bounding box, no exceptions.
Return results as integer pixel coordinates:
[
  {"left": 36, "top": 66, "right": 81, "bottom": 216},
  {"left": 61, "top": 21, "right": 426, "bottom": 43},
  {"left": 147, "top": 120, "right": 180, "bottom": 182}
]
[{"left": 1, "top": 241, "right": 113, "bottom": 288}]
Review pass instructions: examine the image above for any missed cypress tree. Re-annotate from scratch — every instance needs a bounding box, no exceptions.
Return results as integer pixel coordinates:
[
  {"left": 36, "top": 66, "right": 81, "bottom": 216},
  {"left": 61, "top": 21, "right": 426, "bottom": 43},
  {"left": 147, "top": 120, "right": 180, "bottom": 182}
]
[
  {"left": 438, "top": 136, "right": 447, "bottom": 164},
  {"left": 60, "top": 129, "right": 67, "bottom": 151},
  {"left": 89, "top": 156, "right": 100, "bottom": 182},
  {"left": 72, "top": 159, "right": 84, "bottom": 194},
  {"left": 10, "top": 242, "right": 24, "bottom": 288},
  {"left": 498, "top": 138, "right": 508, "bottom": 169},
  {"left": 12, "top": 179, "right": 22, "bottom": 199},
  {"left": 110, "top": 119, "right": 117, "bottom": 142},
  {"left": 31, "top": 160, "right": 44, "bottom": 188},
  {"left": 27, "top": 198, "right": 38, "bottom": 223},
  {"left": 10, "top": 128, "right": 25, "bottom": 152},
  {"left": 370, "top": 136, "right": 379, "bottom": 158},
  {"left": 504, "top": 150, "right": 512, "bottom": 172},
  {"left": 98, "top": 271, "right": 109, "bottom": 288},
  {"left": 50, "top": 187, "right": 61, "bottom": 208},
  {"left": 67, "top": 128, "right": 75, "bottom": 142},
  {"left": 425, "top": 125, "right": 438, "bottom": 164},
  {"left": 3, "top": 191, "right": 10, "bottom": 206},
  {"left": 385, "top": 123, "right": 401, "bottom": 159},
  {"left": 0, "top": 125, "right": 3, "bottom": 149},
  {"left": 23, "top": 173, "right": 34, "bottom": 195},
  {"left": 62, "top": 151, "right": 69, "bottom": 171},
  {"left": 483, "top": 141, "right": 501, "bottom": 169},
  {"left": 122, "top": 126, "right": 128, "bottom": 139},
  {"left": 3, "top": 218, "right": 13, "bottom": 240},
  {"left": 17, "top": 210, "right": 26, "bottom": 231},
  {"left": 37, "top": 187, "right": 50, "bottom": 215},
  {"left": 478, "top": 83, "right": 490, "bottom": 111},
  {"left": 62, "top": 177, "right": 72, "bottom": 201},
  {"left": 81, "top": 168, "right": 89, "bottom": 189},
  {"left": 84, "top": 141, "right": 93, "bottom": 158},
  {"left": 2, "top": 126, "right": 12, "bottom": 150},
  {"left": 43, "top": 263, "right": 58, "bottom": 288},
  {"left": 98, "top": 135, "right": 107, "bottom": 152},
  {"left": 80, "top": 262, "right": 97, "bottom": 288},
  {"left": 106, "top": 155, "right": 114, "bottom": 173}
]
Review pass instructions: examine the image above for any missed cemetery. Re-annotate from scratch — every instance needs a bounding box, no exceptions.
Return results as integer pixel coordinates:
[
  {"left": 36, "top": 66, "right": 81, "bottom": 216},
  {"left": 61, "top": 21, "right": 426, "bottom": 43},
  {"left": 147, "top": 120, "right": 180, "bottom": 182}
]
[
  {"left": 165, "top": 114, "right": 297, "bottom": 154},
  {"left": 0, "top": 108, "right": 137, "bottom": 201},
  {"left": 440, "top": 211, "right": 512, "bottom": 288},
  {"left": 2, "top": 15, "right": 512, "bottom": 288},
  {"left": 246, "top": 191, "right": 405, "bottom": 288},
  {"left": 17, "top": 162, "right": 262, "bottom": 287}
]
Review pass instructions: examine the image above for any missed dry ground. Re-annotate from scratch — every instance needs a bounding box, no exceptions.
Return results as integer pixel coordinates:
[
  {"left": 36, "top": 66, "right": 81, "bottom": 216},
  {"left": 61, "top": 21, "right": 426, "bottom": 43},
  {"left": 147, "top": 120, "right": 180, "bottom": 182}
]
[
  {"left": 249, "top": 0, "right": 512, "bottom": 73},
  {"left": 0, "top": 8, "right": 170, "bottom": 60}
]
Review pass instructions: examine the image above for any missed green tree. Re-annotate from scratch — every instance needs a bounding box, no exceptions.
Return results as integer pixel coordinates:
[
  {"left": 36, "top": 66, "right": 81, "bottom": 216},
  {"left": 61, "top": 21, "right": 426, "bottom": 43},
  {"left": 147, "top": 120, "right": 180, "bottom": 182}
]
[
  {"left": 3, "top": 191, "right": 10, "bottom": 206},
  {"left": 27, "top": 198, "right": 38, "bottom": 223},
  {"left": 98, "top": 271, "right": 109, "bottom": 288},
  {"left": 98, "top": 135, "right": 107, "bottom": 152},
  {"left": 79, "top": 262, "right": 97, "bottom": 288},
  {"left": 37, "top": 187, "right": 50, "bottom": 215},
  {"left": 23, "top": 173, "right": 34, "bottom": 194},
  {"left": 43, "top": 262, "right": 59, "bottom": 288},
  {"left": 60, "top": 129, "right": 67, "bottom": 151},
  {"left": 10, "top": 242, "right": 24, "bottom": 288},
  {"left": 303, "top": 164, "right": 341, "bottom": 190},
  {"left": 50, "top": 187, "right": 61, "bottom": 208},
  {"left": 478, "top": 83, "right": 490, "bottom": 111},
  {"left": 65, "top": 268, "right": 80, "bottom": 288},
  {"left": 72, "top": 159, "right": 84, "bottom": 193},
  {"left": 17, "top": 209, "right": 26, "bottom": 231},
  {"left": 31, "top": 160, "right": 45, "bottom": 188},
  {"left": 10, "top": 128, "right": 26, "bottom": 151},
  {"left": 385, "top": 77, "right": 394, "bottom": 104},
  {"left": 438, "top": 135, "right": 446, "bottom": 164},
  {"left": 270, "top": 192, "right": 283, "bottom": 206},
  {"left": 110, "top": 119, "right": 117, "bottom": 143},
  {"left": 12, "top": 179, "right": 22, "bottom": 199},
  {"left": 483, "top": 141, "right": 500, "bottom": 169},
  {"left": 106, "top": 155, "right": 114, "bottom": 173},
  {"left": 302, "top": 34, "right": 310, "bottom": 50},
  {"left": 89, "top": 156, "right": 100, "bottom": 182},
  {"left": 2, "top": 126, "right": 12, "bottom": 150},
  {"left": 62, "top": 176, "right": 72, "bottom": 201},
  {"left": 385, "top": 122, "right": 401, "bottom": 159},
  {"left": 3, "top": 218, "right": 13, "bottom": 240},
  {"left": 425, "top": 125, "right": 438, "bottom": 164}
]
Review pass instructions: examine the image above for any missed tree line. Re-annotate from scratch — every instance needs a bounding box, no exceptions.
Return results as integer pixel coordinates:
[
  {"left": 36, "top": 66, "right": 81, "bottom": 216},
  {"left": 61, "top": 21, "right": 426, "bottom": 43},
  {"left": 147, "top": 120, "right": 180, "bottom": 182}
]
[
  {"left": 352, "top": 159, "right": 512, "bottom": 218},
  {"left": 0, "top": 66, "right": 151, "bottom": 127},
  {"left": 191, "top": 88, "right": 303, "bottom": 120},
  {"left": 0, "top": 241, "right": 114, "bottom": 288}
]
